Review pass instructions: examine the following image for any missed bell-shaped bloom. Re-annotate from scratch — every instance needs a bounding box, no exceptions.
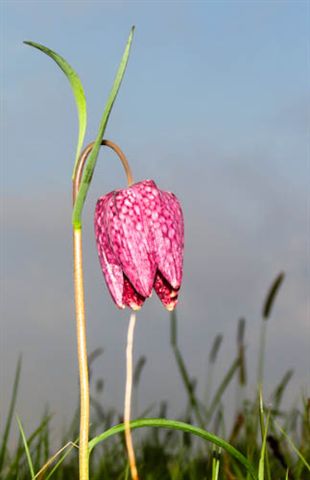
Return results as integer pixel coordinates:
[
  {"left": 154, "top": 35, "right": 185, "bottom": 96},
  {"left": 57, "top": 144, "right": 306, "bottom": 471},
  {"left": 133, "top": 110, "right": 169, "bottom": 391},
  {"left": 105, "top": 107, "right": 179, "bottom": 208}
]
[{"left": 94, "top": 179, "right": 184, "bottom": 311}]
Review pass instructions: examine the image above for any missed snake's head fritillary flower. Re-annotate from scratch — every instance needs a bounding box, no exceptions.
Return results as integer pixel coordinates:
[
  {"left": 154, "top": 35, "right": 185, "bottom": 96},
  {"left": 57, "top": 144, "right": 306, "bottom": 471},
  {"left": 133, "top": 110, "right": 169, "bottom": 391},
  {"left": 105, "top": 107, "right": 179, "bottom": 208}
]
[{"left": 94, "top": 179, "right": 184, "bottom": 311}]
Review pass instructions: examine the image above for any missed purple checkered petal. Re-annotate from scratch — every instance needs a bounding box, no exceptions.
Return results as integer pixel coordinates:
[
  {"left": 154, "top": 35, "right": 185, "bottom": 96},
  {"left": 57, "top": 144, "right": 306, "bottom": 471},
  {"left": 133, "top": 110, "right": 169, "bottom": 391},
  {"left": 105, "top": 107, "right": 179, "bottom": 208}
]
[
  {"left": 94, "top": 194, "right": 125, "bottom": 309},
  {"left": 94, "top": 179, "right": 184, "bottom": 311},
  {"left": 154, "top": 270, "right": 180, "bottom": 311},
  {"left": 157, "top": 190, "right": 184, "bottom": 289},
  {"left": 131, "top": 180, "right": 184, "bottom": 309},
  {"left": 105, "top": 188, "right": 156, "bottom": 298},
  {"left": 122, "top": 276, "right": 145, "bottom": 310},
  {"left": 130, "top": 179, "right": 161, "bottom": 256},
  {"left": 134, "top": 180, "right": 184, "bottom": 289}
]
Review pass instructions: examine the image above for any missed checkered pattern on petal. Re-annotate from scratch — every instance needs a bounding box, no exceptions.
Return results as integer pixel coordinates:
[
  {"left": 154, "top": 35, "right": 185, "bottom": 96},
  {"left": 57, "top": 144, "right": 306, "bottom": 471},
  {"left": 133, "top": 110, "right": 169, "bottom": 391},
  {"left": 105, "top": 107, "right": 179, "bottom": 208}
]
[
  {"left": 157, "top": 190, "right": 184, "bottom": 289},
  {"left": 94, "top": 194, "right": 125, "bottom": 309},
  {"left": 105, "top": 188, "right": 156, "bottom": 298},
  {"left": 94, "top": 179, "right": 184, "bottom": 312}
]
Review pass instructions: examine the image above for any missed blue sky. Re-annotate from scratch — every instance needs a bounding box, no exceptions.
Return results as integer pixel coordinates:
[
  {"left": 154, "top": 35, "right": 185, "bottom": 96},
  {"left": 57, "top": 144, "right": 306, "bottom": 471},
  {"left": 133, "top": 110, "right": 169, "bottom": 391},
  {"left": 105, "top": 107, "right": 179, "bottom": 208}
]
[{"left": 1, "top": 1, "right": 309, "bottom": 445}]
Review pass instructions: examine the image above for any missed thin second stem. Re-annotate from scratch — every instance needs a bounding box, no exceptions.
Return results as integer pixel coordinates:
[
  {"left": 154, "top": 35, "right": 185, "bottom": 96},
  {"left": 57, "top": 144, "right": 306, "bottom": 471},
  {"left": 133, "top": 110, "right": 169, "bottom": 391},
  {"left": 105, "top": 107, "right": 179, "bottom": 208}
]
[{"left": 124, "top": 312, "right": 139, "bottom": 480}]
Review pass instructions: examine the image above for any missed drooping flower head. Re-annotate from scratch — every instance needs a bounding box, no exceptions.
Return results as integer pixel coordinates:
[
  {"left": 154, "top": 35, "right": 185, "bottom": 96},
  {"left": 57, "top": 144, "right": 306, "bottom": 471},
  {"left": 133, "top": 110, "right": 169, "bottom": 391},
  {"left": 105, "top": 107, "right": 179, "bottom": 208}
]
[{"left": 94, "top": 179, "right": 184, "bottom": 311}]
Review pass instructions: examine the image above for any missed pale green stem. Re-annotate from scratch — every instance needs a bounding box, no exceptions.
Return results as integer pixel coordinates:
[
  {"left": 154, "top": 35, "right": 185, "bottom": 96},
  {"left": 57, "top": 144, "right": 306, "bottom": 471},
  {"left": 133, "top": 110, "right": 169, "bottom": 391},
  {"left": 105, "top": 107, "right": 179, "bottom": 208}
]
[{"left": 73, "top": 227, "right": 89, "bottom": 480}]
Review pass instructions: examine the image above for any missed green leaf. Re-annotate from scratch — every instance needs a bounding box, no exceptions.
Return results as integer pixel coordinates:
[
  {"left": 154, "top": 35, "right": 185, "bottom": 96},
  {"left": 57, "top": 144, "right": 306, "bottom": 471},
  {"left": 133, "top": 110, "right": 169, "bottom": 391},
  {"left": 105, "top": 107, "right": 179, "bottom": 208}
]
[
  {"left": 23, "top": 40, "right": 87, "bottom": 178},
  {"left": 88, "top": 418, "right": 258, "bottom": 480},
  {"left": 275, "top": 420, "right": 310, "bottom": 472},
  {"left": 258, "top": 412, "right": 270, "bottom": 480},
  {"left": 0, "top": 356, "right": 21, "bottom": 472},
  {"left": 211, "top": 447, "right": 221, "bottom": 480},
  {"left": 72, "top": 26, "right": 135, "bottom": 230},
  {"left": 16, "top": 416, "right": 35, "bottom": 479},
  {"left": 7, "top": 415, "right": 52, "bottom": 477},
  {"left": 207, "top": 356, "right": 241, "bottom": 423},
  {"left": 170, "top": 311, "right": 206, "bottom": 428}
]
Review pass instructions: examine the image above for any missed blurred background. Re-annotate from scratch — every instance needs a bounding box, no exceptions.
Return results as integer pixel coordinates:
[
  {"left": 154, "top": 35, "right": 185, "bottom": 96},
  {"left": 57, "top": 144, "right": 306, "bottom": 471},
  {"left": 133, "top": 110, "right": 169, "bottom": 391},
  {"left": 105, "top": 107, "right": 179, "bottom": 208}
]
[{"left": 1, "top": 1, "right": 309, "bottom": 446}]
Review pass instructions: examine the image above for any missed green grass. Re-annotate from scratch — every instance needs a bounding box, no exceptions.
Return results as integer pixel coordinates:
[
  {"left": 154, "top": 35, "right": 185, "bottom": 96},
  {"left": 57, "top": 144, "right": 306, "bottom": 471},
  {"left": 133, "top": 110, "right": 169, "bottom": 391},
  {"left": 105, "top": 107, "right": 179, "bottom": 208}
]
[{"left": 1, "top": 273, "right": 310, "bottom": 479}]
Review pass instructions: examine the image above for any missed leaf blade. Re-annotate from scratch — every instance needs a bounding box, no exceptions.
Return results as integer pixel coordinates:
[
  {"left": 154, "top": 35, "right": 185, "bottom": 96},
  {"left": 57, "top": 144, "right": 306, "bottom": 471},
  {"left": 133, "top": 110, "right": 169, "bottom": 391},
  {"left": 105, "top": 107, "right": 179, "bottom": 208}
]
[
  {"left": 88, "top": 418, "right": 258, "bottom": 480},
  {"left": 24, "top": 40, "right": 87, "bottom": 177},
  {"left": 0, "top": 356, "right": 22, "bottom": 472},
  {"left": 16, "top": 416, "right": 35, "bottom": 479},
  {"left": 72, "top": 26, "right": 135, "bottom": 229}
]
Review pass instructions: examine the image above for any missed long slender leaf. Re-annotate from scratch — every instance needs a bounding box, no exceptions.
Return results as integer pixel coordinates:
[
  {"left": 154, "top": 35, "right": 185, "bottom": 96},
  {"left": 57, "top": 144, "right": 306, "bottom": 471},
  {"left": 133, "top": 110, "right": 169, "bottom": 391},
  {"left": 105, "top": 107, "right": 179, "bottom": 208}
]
[
  {"left": 275, "top": 420, "right": 310, "bottom": 472},
  {"left": 0, "top": 355, "right": 22, "bottom": 472},
  {"left": 72, "top": 26, "right": 135, "bottom": 229},
  {"left": 37, "top": 440, "right": 78, "bottom": 480},
  {"left": 88, "top": 418, "right": 258, "bottom": 480},
  {"left": 16, "top": 416, "right": 35, "bottom": 478},
  {"left": 204, "top": 334, "right": 223, "bottom": 407},
  {"left": 23, "top": 40, "right": 87, "bottom": 177},
  {"left": 258, "top": 412, "right": 270, "bottom": 480},
  {"left": 271, "top": 369, "right": 294, "bottom": 410},
  {"left": 133, "top": 356, "right": 147, "bottom": 387},
  {"left": 170, "top": 311, "right": 206, "bottom": 428},
  {"left": 7, "top": 415, "right": 52, "bottom": 477},
  {"left": 258, "top": 390, "right": 271, "bottom": 480},
  {"left": 207, "top": 356, "right": 241, "bottom": 423},
  {"left": 211, "top": 447, "right": 221, "bottom": 480},
  {"left": 209, "top": 334, "right": 223, "bottom": 364}
]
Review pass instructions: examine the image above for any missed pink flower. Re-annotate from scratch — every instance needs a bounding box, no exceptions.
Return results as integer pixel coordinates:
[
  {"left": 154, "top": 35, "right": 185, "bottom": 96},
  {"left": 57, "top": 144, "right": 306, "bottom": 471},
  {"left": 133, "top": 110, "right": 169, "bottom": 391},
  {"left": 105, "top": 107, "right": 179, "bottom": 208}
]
[{"left": 94, "top": 179, "right": 184, "bottom": 311}]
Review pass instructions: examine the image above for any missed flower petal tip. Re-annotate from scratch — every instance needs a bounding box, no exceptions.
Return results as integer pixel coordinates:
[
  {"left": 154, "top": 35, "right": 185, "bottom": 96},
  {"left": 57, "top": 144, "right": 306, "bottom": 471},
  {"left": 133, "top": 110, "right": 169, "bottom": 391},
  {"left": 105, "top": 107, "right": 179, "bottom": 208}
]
[
  {"left": 130, "top": 303, "right": 142, "bottom": 311},
  {"left": 166, "top": 303, "right": 176, "bottom": 312}
]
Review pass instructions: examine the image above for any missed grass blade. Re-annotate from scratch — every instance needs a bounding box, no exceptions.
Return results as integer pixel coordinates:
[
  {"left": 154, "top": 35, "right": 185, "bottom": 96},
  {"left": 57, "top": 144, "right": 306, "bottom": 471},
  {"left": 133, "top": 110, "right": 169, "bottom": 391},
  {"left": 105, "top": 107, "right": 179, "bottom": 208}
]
[
  {"left": 271, "top": 369, "right": 294, "bottom": 411},
  {"left": 72, "top": 26, "right": 135, "bottom": 229},
  {"left": 170, "top": 311, "right": 206, "bottom": 428},
  {"left": 133, "top": 356, "right": 147, "bottom": 388},
  {"left": 258, "top": 411, "right": 270, "bottom": 480},
  {"left": 207, "top": 356, "right": 241, "bottom": 423},
  {"left": 275, "top": 420, "right": 310, "bottom": 472},
  {"left": 88, "top": 418, "right": 258, "bottom": 480},
  {"left": 204, "top": 334, "right": 223, "bottom": 408},
  {"left": 0, "top": 355, "right": 22, "bottom": 472},
  {"left": 209, "top": 334, "right": 223, "bottom": 364},
  {"left": 24, "top": 40, "right": 87, "bottom": 178},
  {"left": 258, "top": 389, "right": 271, "bottom": 480},
  {"left": 211, "top": 447, "right": 221, "bottom": 480},
  {"left": 16, "top": 416, "right": 35, "bottom": 478},
  {"left": 36, "top": 440, "right": 78, "bottom": 480},
  {"left": 7, "top": 415, "right": 52, "bottom": 477}
]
